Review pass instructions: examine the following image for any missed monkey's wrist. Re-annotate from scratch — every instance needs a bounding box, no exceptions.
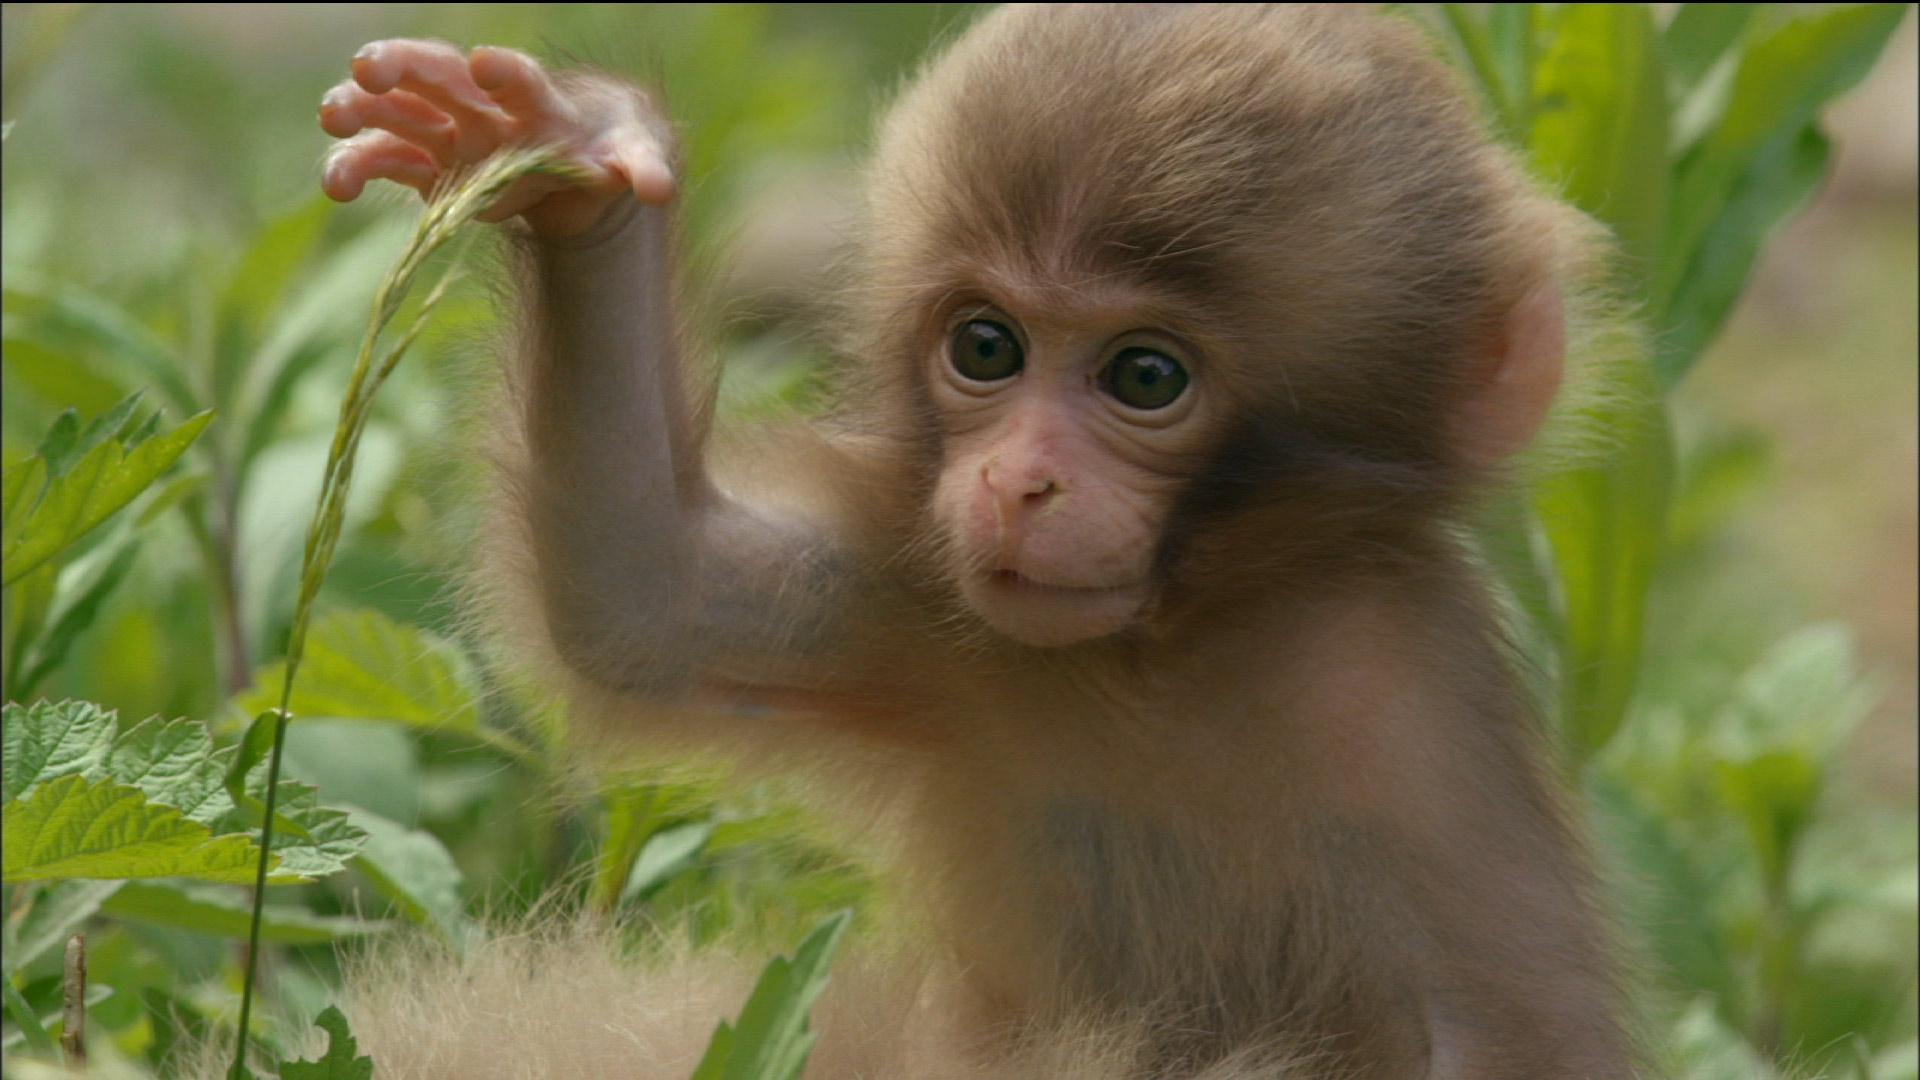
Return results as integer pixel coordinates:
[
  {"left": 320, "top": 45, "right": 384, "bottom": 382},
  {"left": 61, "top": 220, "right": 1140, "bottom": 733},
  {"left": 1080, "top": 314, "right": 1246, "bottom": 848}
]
[{"left": 527, "top": 195, "right": 649, "bottom": 252}]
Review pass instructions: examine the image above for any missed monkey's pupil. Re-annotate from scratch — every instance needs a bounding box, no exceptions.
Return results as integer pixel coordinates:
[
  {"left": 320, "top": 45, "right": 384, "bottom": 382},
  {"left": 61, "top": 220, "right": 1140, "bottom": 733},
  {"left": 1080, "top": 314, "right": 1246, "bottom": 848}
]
[
  {"left": 1105, "top": 348, "right": 1188, "bottom": 410},
  {"left": 951, "top": 320, "right": 1023, "bottom": 382}
]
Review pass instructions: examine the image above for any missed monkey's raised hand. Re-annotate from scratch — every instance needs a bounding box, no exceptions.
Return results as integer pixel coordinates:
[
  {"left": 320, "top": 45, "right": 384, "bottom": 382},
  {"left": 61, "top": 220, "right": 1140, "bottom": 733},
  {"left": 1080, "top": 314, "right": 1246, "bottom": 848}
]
[{"left": 319, "top": 40, "right": 674, "bottom": 237}]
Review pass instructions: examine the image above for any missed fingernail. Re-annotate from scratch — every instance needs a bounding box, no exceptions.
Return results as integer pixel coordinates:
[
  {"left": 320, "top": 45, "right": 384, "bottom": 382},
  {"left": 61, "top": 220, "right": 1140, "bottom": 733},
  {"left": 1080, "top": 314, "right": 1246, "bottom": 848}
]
[{"left": 354, "top": 43, "right": 380, "bottom": 63}]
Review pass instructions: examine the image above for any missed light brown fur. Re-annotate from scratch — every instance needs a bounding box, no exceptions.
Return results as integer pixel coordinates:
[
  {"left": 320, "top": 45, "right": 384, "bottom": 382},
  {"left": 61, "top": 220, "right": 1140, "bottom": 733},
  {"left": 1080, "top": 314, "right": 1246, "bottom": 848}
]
[{"left": 309, "top": 5, "right": 1642, "bottom": 1078}]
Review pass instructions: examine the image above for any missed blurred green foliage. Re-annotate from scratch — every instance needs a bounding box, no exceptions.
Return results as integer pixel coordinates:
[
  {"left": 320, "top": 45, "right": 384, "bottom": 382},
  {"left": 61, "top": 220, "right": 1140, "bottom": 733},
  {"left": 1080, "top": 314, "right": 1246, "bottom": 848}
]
[{"left": 1, "top": 4, "right": 1913, "bottom": 1078}]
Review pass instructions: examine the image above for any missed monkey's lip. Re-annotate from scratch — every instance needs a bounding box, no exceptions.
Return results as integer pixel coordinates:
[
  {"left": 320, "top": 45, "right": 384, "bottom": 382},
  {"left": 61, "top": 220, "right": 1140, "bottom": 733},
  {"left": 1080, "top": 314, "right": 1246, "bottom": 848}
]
[{"left": 985, "top": 569, "right": 1142, "bottom": 596}]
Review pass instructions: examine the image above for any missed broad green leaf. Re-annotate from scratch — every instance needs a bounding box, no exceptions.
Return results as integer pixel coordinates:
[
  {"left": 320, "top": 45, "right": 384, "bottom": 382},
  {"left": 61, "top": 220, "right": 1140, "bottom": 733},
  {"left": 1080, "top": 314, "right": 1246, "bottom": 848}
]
[
  {"left": 233, "top": 216, "right": 412, "bottom": 469},
  {"left": 1658, "top": 3, "right": 1908, "bottom": 343},
  {"left": 1667, "top": 425, "right": 1772, "bottom": 549},
  {"left": 1439, "top": 5, "right": 1519, "bottom": 139},
  {"left": 0, "top": 974, "right": 56, "bottom": 1056},
  {"left": 1724, "top": 624, "right": 1876, "bottom": 757},
  {"left": 343, "top": 805, "right": 475, "bottom": 948},
  {"left": 212, "top": 197, "right": 334, "bottom": 409},
  {"left": 2, "top": 775, "right": 267, "bottom": 884},
  {"left": 13, "top": 541, "right": 138, "bottom": 699},
  {"left": 1663, "top": 5, "right": 1759, "bottom": 95},
  {"left": 689, "top": 910, "right": 853, "bottom": 1080},
  {"left": 2, "top": 699, "right": 116, "bottom": 803},
  {"left": 5, "top": 880, "right": 125, "bottom": 976},
  {"left": 1, "top": 409, "right": 213, "bottom": 586},
  {"left": 0, "top": 338, "right": 128, "bottom": 423},
  {"left": 1656, "top": 124, "right": 1830, "bottom": 384},
  {"left": 1487, "top": 4, "right": 1536, "bottom": 138},
  {"left": 279, "top": 1006, "right": 375, "bottom": 1080},
  {"left": 0, "top": 282, "right": 199, "bottom": 417},
  {"left": 101, "top": 881, "right": 391, "bottom": 944},
  {"left": 235, "top": 609, "right": 479, "bottom": 732},
  {"left": 1531, "top": 3, "right": 1669, "bottom": 277}
]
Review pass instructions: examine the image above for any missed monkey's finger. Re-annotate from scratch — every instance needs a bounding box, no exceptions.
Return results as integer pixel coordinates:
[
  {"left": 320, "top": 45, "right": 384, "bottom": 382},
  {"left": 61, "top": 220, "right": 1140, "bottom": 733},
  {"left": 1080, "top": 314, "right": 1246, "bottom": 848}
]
[
  {"left": 611, "top": 134, "right": 676, "bottom": 205},
  {"left": 352, "top": 39, "right": 510, "bottom": 159},
  {"left": 319, "top": 83, "right": 459, "bottom": 164},
  {"left": 322, "top": 131, "right": 438, "bottom": 202},
  {"left": 473, "top": 176, "right": 566, "bottom": 223},
  {"left": 469, "top": 46, "right": 575, "bottom": 134}
]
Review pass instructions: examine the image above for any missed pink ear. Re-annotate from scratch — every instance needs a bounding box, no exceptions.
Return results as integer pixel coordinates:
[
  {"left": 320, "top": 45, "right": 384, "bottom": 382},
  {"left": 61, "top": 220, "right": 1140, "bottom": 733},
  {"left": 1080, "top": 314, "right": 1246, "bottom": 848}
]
[{"left": 1451, "top": 283, "right": 1565, "bottom": 467}]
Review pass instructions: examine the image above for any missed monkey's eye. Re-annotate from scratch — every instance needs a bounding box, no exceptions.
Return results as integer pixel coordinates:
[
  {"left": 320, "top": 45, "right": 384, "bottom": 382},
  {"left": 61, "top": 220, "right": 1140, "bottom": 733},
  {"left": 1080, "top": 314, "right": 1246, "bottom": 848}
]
[
  {"left": 1101, "top": 348, "right": 1189, "bottom": 410},
  {"left": 950, "top": 320, "right": 1024, "bottom": 382}
]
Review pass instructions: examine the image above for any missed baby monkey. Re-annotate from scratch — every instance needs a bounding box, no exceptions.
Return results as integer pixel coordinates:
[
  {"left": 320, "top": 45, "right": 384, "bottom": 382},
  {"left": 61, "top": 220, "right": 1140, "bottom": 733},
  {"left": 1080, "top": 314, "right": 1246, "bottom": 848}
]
[{"left": 320, "top": 5, "right": 1632, "bottom": 1078}]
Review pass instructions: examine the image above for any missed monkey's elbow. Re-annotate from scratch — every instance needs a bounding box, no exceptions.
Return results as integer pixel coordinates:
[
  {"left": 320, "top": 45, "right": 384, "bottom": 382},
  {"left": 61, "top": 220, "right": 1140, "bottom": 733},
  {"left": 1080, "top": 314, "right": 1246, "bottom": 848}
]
[{"left": 541, "top": 594, "right": 702, "bottom": 702}]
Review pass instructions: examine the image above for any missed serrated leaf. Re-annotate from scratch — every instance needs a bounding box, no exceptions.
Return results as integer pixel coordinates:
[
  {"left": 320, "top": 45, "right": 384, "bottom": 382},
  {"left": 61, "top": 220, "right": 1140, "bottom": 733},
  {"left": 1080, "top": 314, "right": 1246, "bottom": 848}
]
[
  {"left": 34, "top": 408, "right": 80, "bottom": 477},
  {"left": 101, "top": 880, "right": 392, "bottom": 944},
  {"left": 225, "top": 771, "right": 368, "bottom": 882},
  {"left": 1, "top": 409, "right": 213, "bottom": 585},
  {"left": 690, "top": 910, "right": 852, "bottom": 1080},
  {"left": 71, "top": 391, "right": 147, "bottom": 467},
  {"left": 279, "top": 1006, "right": 375, "bottom": 1080},
  {"left": 2, "top": 699, "right": 117, "bottom": 803},
  {"left": 105, "top": 716, "right": 235, "bottom": 826},
  {"left": 2, "top": 774, "right": 268, "bottom": 884},
  {"left": 236, "top": 608, "right": 480, "bottom": 732}
]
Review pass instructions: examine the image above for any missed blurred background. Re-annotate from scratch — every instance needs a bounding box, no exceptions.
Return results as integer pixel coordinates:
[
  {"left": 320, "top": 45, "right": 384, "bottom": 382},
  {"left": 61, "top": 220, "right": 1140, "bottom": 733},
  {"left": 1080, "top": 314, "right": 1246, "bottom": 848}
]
[{"left": 2, "top": 5, "right": 1914, "bottom": 1076}]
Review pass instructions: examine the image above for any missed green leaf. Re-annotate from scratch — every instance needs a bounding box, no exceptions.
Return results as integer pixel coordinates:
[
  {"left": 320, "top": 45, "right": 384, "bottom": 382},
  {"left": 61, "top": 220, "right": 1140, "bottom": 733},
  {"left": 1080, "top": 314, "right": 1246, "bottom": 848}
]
[
  {"left": 622, "top": 819, "right": 717, "bottom": 905},
  {"left": 68, "top": 392, "right": 148, "bottom": 471},
  {"left": 689, "top": 910, "right": 853, "bottom": 1080},
  {"left": 342, "top": 805, "right": 475, "bottom": 948},
  {"left": 1655, "top": 124, "right": 1830, "bottom": 384},
  {"left": 2, "top": 774, "right": 268, "bottom": 884},
  {"left": 0, "top": 281, "right": 200, "bottom": 418},
  {"left": 2, "top": 699, "right": 117, "bottom": 803},
  {"left": 2, "top": 562, "right": 54, "bottom": 699},
  {"left": 1, "top": 409, "right": 213, "bottom": 586},
  {"left": 2, "top": 456, "right": 50, "bottom": 554},
  {"left": 5, "top": 880, "right": 125, "bottom": 976},
  {"left": 33, "top": 409, "right": 79, "bottom": 477},
  {"left": 100, "top": 881, "right": 391, "bottom": 944},
  {"left": 212, "top": 198, "right": 334, "bottom": 408},
  {"left": 279, "top": 1006, "right": 375, "bottom": 1080},
  {"left": 13, "top": 541, "right": 138, "bottom": 699},
  {"left": 1716, "top": 750, "right": 1822, "bottom": 892},
  {"left": 1663, "top": 4, "right": 1759, "bottom": 95},
  {"left": 1, "top": 974, "right": 57, "bottom": 1056},
  {"left": 1657, "top": 2, "right": 1908, "bottom": 375},
  {"left": 1531, "top": 3, "right": 1670, "bottom": 278},
  {"left": 105, "top": 715, "right": 236, "bottom": 826},
  {"left": 235, "top": 609, "right": 480, "bottom": 732},
  {"left": 1533, "top": 373, "right": 1674, "bottom": 758},
  {"left": 225, "top": 773, "right": 367, "bottom": 882}
]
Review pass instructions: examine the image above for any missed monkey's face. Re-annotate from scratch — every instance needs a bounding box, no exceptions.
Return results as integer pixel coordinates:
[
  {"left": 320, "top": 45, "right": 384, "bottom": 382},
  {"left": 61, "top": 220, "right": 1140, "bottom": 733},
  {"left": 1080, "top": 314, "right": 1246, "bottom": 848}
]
[{"left": 926, "top": 298, "right": 1211, "bottom": 648}]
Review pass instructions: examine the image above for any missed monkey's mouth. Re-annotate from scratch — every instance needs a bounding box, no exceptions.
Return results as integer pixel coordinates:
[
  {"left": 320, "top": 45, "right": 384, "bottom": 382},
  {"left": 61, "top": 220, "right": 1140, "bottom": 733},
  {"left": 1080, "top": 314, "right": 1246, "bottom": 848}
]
[{"left": 964, "top": 569, "right": 1149, "bottom": 647}]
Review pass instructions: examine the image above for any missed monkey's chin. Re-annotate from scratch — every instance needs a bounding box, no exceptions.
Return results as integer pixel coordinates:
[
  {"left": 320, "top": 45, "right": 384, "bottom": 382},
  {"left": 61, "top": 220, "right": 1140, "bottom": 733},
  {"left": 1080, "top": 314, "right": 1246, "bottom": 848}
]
[{"left": 961, "top": 571, "right": 1149, "bottom": 648}]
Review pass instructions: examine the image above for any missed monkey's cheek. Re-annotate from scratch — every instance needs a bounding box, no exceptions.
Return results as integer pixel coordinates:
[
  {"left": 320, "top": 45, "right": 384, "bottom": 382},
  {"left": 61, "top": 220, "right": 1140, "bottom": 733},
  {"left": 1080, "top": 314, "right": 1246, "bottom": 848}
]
[{"left": 959, "top": 574, "right": 1149, "bottom": 648}]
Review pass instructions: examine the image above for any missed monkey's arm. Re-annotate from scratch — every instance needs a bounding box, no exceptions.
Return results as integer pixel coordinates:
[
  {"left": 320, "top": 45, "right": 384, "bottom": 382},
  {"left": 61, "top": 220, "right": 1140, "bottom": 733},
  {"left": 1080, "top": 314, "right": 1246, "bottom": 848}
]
[
  {"left": 320, "top": 40, "right": 878, "bottom": 705},
  {"left": 519, "top": 204, "right": 871, "bottom": 701}
]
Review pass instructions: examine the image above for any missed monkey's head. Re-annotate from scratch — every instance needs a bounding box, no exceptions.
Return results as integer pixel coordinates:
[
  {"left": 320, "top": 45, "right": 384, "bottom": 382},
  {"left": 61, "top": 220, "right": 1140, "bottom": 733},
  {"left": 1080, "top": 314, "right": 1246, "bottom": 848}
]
[{"left": 845, "top": 4, "right": 1587, "bottom": 649}]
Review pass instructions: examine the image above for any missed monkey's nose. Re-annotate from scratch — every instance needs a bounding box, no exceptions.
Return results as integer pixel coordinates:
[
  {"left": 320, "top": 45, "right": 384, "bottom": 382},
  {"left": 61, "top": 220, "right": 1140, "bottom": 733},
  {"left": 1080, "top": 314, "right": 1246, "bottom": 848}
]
[{"left": 983, "top": 462, "right": 1059, "bottom": 529}]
